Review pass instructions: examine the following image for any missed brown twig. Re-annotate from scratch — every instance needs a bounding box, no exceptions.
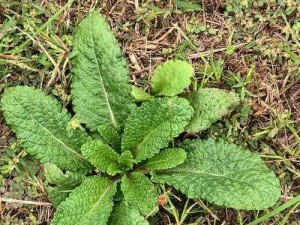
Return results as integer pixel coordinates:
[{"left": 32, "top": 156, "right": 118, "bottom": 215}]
[
  {"left": 0, "top": 197, "right": 52, "bottom": 206},
  {"left": 0, "top": 53, "right": 19, "bottom": 61}
]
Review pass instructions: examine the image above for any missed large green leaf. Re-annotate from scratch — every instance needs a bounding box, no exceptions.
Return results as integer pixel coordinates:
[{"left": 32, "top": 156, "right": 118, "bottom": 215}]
[
  {"left": 108, "top": 201, "right": 149, "bottom": 225},
  {"left": 185, "top": 88, "right": 240, "bottom": 133},
  {"left": 152, "top": 139, "right": 281, "bottom": 210},
  {"left": 81, "top": 140, "right": 121, "bottom": 175},
  {"left": 1, "top": 86, "right": 91, "bottom": 172},
  {"left": 122, "top": 97, "right": 194, "bottom": 162},
  {"left": 121, "top": 172, "right": 158, "bottom": 216},
  {"left": 71, "top": 13, "right": 135, "bottom": 131},
  {"left": 144, "top": 148, "right": 187, "bottom": 171},
  {"left": 51, "top": 176, "right": 116, "bottom": 225},
  {"left": 151, "top": 60, "right": 194, "bottom": 97}
]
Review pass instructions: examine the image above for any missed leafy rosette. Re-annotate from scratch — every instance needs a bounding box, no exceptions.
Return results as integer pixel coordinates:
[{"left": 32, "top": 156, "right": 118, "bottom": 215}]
[{"left": 1, "top": 13, "right": 281, "bottom": 225}]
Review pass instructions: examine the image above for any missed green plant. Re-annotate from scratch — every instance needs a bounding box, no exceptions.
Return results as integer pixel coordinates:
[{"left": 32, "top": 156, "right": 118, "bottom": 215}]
[{"left": 0, "top": 13, "right": 281, "bottom": 225}]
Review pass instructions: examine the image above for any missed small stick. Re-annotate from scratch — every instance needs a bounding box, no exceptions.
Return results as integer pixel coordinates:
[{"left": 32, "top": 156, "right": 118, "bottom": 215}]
[
  {"left": 0, "top": 53, "right": 19, "bottom": 61},
  {"left": 153, "top": 26, "right": 175, "bottom": 43},
  {"left": 0, "top": 197, "right": 52, "bottom": 206},
  {"left": 134, "top": 0, "right": 139, "bottom": 10}
]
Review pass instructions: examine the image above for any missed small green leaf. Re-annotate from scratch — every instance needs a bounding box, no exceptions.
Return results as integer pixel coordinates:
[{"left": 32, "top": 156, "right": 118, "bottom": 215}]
[
  {"left": 81, "top": 140, "right": 121, "bottom": 175},
  {"left": 44, "top": 163, "right": 85, "bottom": 207},
  {"left": 152, "top": 139, "right": 281, "bottom": 210},
  {"left": 118, "top": 151, "right": 134, "bottom": 170},
  {"left": 208, "top": 28, "right": 218, "bottom": 35},
  {"left": 121, "top": 172, "right": 158, "bottom": 216},
  {"left": 185, "top": 88, "right": 240, "bottom": 133},
  {"left": 107, "top": 163, "right": 123, "bottom": 176},
  {"left": 108, "top": 201, "right": 149, "bottom": 225},
  {"left": 97, "top": 124, "right": 121, "bottom": 151},
  {"left": 151, "top": 60, "right": 194, "bottom": 97},
  {"left": 122, "top": 97, "right": 194, "bottom": 162},
  {"left": 44, "top": 163, "right": 84, "bottom": 187},
  {"left": 173, "top": 0, "right": 202, "bottom": 11},
  {"left": 144, "top": 148, "right": 187, "bottom": 171},
  {"left": 51, "top": 176, "right": 117, "bottom": 225},
  {"left": 131, "top": 86, "right": 153, "bottom": 102}
]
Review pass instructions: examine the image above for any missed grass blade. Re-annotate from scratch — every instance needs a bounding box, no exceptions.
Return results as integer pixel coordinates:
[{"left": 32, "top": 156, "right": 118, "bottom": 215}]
[{"left": 247, "top": 194, "right": 300, "bottom": 225}]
